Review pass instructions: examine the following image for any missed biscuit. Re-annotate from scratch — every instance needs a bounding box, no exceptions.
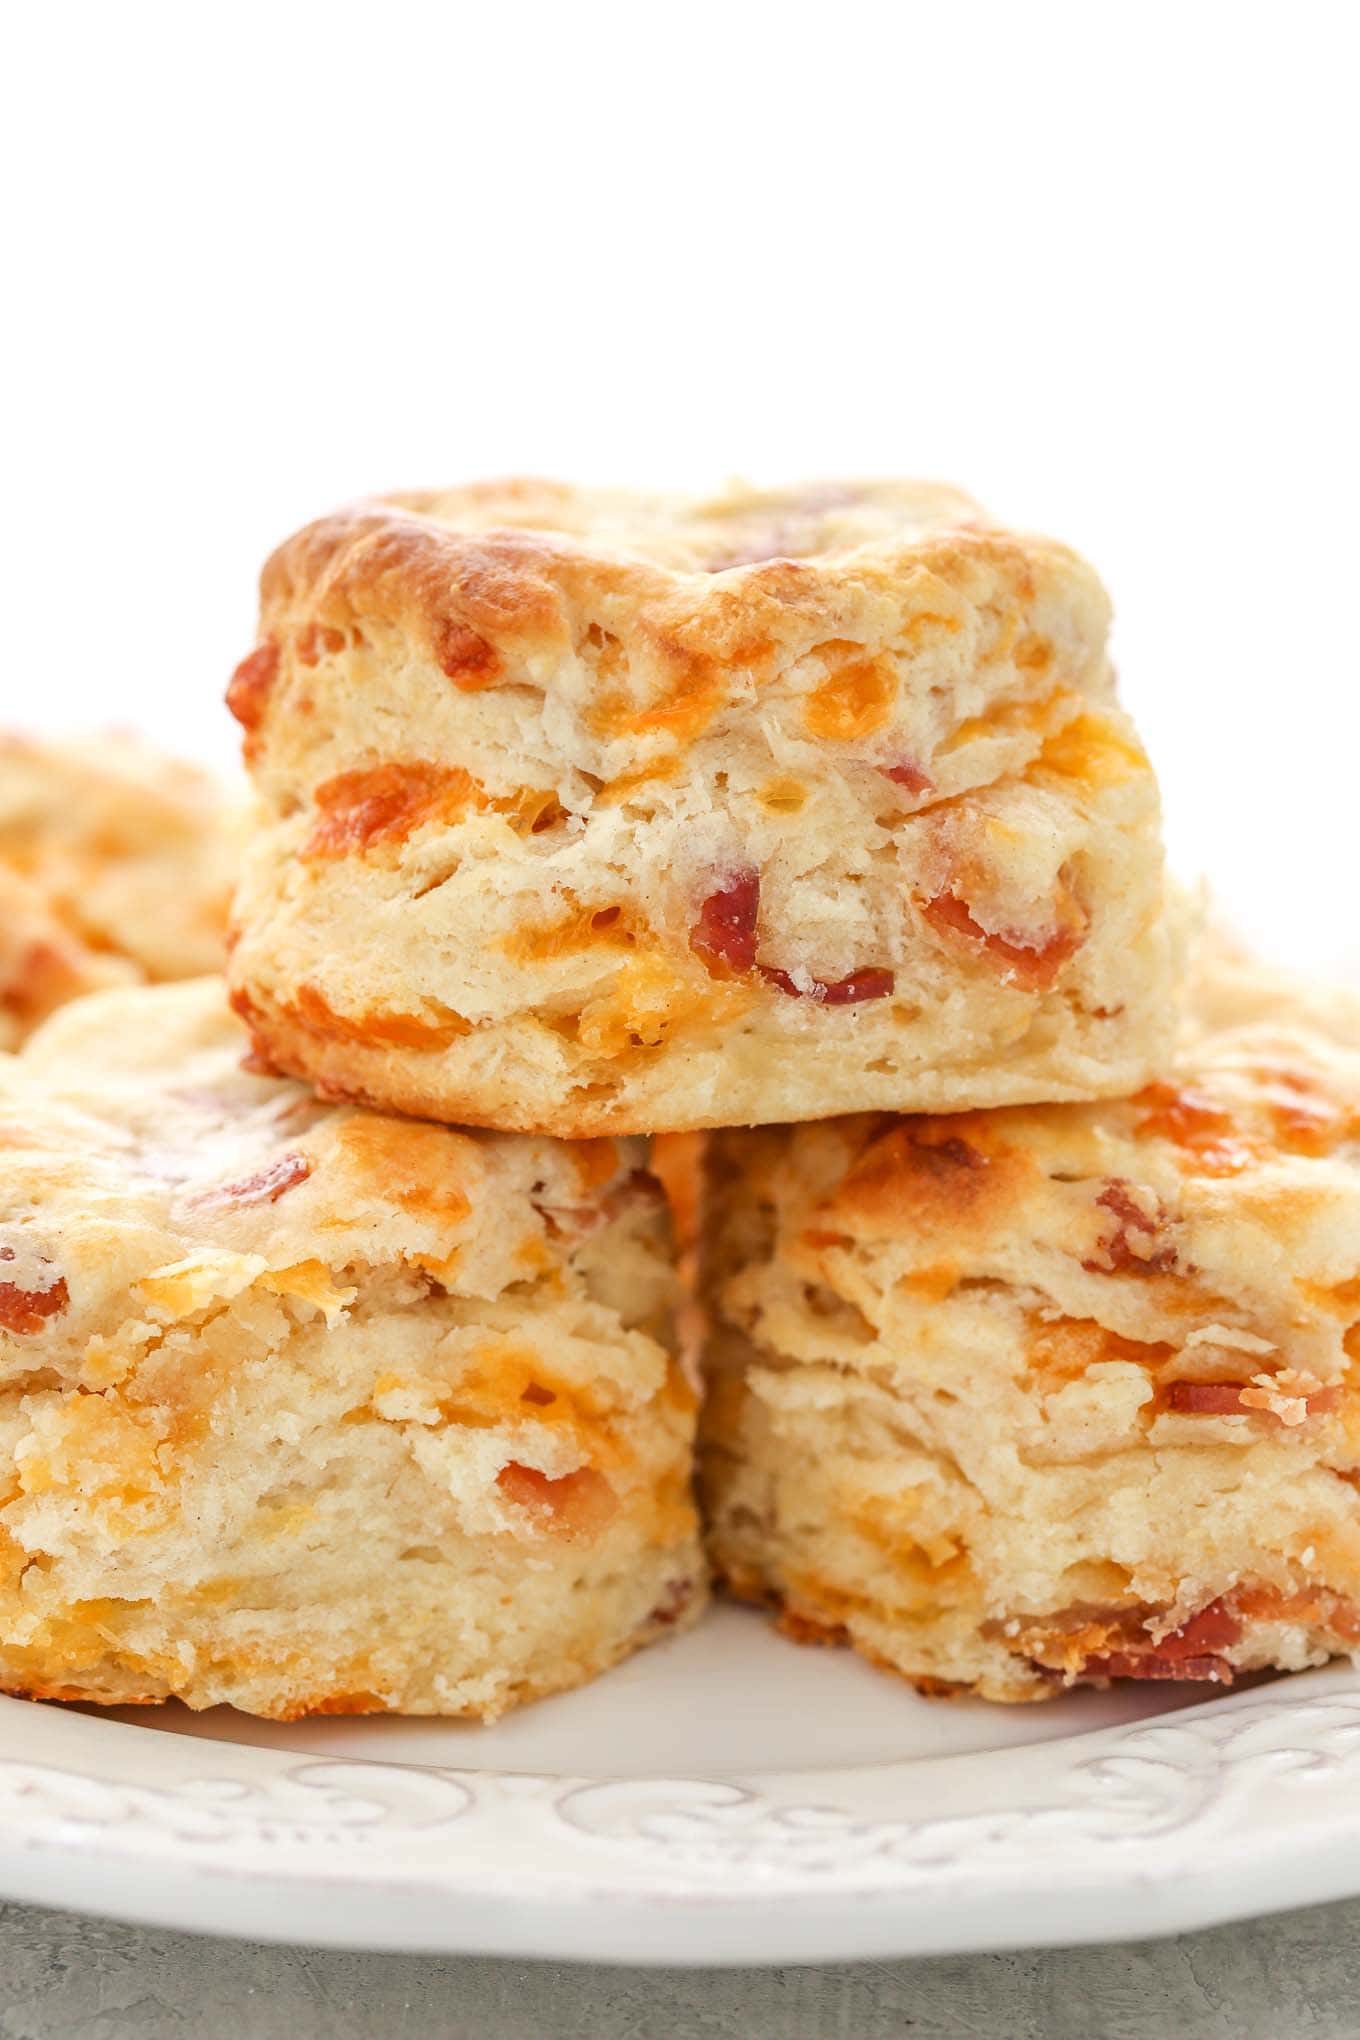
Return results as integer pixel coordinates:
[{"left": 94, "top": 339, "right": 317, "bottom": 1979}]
[
  {"left": 701, "top": 965, "right": 1360, "bottom": 1699},
  {"left": 0, "top": 979, "right": 702, "bottom": 1717},
  {"left": 0, "top": 732, "right": 243, "bottom": 1013},
  {"left": 0, "top": 866, "right": 135, "bottom": 1050},
  {"left": 225, "top": 480, "right": 1174, "bottom": 1136}
]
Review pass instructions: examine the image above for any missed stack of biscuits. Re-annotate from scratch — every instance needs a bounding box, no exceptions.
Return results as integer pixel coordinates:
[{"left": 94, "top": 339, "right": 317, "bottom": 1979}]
[{"left": 4, "top": 479, "right": 1360, "bottom": 1719}]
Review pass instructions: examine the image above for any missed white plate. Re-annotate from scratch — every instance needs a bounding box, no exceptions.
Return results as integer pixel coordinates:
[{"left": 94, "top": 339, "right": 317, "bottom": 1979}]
[{"left": 5, "top": 1605, "right": 1360, "bottom": 1965}]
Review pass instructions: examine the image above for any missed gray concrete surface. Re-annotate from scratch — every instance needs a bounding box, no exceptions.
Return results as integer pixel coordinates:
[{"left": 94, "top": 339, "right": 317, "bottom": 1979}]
[{"left": 2, "top": 1898, "right": 1359, "bottom": 2038}]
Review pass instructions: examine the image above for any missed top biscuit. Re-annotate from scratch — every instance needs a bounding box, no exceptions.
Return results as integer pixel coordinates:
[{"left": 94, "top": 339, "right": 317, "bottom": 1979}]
[{"left": 226, "top": 480, "right": 1176, "bottom": 1136}]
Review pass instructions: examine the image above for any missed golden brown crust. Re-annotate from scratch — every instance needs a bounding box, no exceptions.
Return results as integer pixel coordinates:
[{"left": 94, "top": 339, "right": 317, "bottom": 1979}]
[
  {"left": 249, "top": 483, "right": 1093, "bottom": 739},
  {"left": 817, "top": 1115, "right": 1042, "bottom": 1247}
]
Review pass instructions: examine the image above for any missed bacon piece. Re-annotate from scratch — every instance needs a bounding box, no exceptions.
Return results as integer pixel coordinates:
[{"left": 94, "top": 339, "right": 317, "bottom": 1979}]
[
  {"left": 882, "top": 761, "right": 935, "bottom": 796},
  {"left": 1072, "top": 1598, "right": 1242, "bottom": 1685},
  {"left": 762, "top": 965, "right": 895, "bottom": 1004},
  {"left": 920, "top": 890, "right": 1083, "bottom": 990},
  {"left": 197, "top": 1151, "right": 311, "bottom": 1209},
  {"left": 1087, "top": 1651, "right": 1235, "bottom": 1683},
  {"left": 1163, "top": 1377, "right": 1338, "bottom": 1422},
  {"left": 0, "top": 1247, "right": 69, "bottom": 1335},
  {"left": 690, "top": 870, "right": 760, "bottom": 976},
  {"left": 1162, "top": 1601, "right": 1244, "bottom": 1654},
  {"left": 496, "top": 1461, "right": 617, "bottom": 1537},
  {"left": 226, "top": 640, "right": 280, "bottom": 733},
  {"left": 1164, "top": 1381, "right": 1252, "bottom": 1415},
  {"left": 433, "top": 618, "right": 500, "bottom": 690},
  {"left": 650, "top": 1576, "right": 695, "bottom": 1625},
  {"left": 1083, "top": 1178, "right": 1177, "bottom": 1275},
  {"left": 821, "top": 971, "right": 894, "bottom": 1005},
  {"left": 0, "top": 1279, "right": 69, "bottom": 1334},
  {"left": 690, "top": 868, "right": 893, "bottom": 999}
]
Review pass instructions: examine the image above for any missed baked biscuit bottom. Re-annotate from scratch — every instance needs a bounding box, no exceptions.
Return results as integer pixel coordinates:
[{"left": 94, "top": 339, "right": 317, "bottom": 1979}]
[
  {"left": 701, "top": 968, "right": 1360, "bottom": 1700},
  {"left": 226, "top": 479, "right": 1174, "bottom": 1135},
  {"left": 0, "top": 981, "right": 702, "bottom": 1718}
]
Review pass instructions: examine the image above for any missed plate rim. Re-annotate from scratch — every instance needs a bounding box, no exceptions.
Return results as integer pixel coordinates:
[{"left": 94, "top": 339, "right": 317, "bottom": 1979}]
[{"left": 4, "top": 1661, "right": 1360, "bottom": 1962}]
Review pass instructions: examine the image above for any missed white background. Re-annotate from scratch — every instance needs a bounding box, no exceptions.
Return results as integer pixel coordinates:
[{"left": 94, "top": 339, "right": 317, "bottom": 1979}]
[{"left": 4, "top": 3, "right": 1357, "bottom": 970}]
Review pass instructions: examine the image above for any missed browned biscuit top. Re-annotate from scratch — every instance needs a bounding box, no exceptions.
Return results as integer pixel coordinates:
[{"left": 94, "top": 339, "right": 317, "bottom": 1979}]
[{"left": 235, "top": 478, "right": 1106, "bottom": 751}]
